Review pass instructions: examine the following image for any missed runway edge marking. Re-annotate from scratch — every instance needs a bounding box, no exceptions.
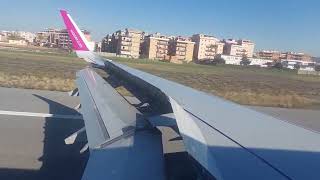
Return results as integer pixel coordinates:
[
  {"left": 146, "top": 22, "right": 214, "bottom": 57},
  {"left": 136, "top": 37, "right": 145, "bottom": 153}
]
[{"left": 0, "top": 110, "right": 83, "bottom": 120}]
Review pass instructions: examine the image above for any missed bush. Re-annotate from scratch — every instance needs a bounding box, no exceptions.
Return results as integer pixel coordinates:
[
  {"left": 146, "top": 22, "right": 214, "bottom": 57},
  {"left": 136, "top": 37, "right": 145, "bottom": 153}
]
[
  {"left": 213, "top": 58, "right": 226, "bottom": 65},
  {"left": 294, "top": 64, "right": 301, "bottom": 70},
  {"left": 240, "top": 57, "right": 251, "bottom": 66},
  {"left": 196, "top": 58, "right": 225, "bottom": 66},
  {"left": 197, "top": 59, "right": 215, "bottom": 65},
  {"left": 273, "top": 62, "right": 283, "bottom": 69}
]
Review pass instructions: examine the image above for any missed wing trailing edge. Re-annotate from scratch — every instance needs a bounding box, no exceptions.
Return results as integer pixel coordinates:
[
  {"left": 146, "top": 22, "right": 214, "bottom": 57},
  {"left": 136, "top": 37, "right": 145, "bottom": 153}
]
[{"left": 76, "top": 68, "right": 165, "bottom": 179}]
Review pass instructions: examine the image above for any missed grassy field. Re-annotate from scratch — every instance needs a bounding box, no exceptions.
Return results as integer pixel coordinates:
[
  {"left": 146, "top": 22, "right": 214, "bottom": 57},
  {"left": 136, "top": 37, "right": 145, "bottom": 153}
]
[
  {"left": 108, "top": 57, "right": 320, "bottom": 109},
  {"left": 0, "top": 48, "right": 86, "bottom": 91},
  {"left": 0, "top": 47, "right": 319, "bottom": 109}
]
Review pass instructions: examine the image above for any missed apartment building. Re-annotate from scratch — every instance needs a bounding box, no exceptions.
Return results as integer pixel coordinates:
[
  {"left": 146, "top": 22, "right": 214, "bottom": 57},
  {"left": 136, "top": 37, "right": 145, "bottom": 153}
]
[
  {"left": 35, "top": 28, "right": 93, "bottom": 50},
  {"left": 95, "top": 42, "right": 102, "bottom": 52},
  {"left": 238, "top": 39, "right": 255, "bottom": 57},
  {"left": 281, "top": 52, "right": 311, "bottom": 62},
  {"left": 0, "top": 33, "right": 7, "bottom": 42},
  {"left": 35, "top": 32, "right": 49, "bottom": 46},
  {"left": 83, "top": 30, "right": 92, "bottom": 42},
  {"left": 191, "top": 34, "right": 224, "bottom": 60},
  {"left": 0, "top": 31, "right": 35, "bottom": 43},
  {"left": 142, "top": 33, "right": 170, "bottom": 60},
  {"left": 8, "top": 39, "right": 28, "bottom": 46},
  {"left": 101, "top": 34, "right": 111, "bottom": 52},
  {"left": 116, "top": 29, "right": 142, "bottom": 58},
  {"left": 57, "top": 29, "right": 72, "bottom": 49},
  {"left": 169, "top": 37, "right": 195, "bottom": 62},
  {"left": 257, "top": 50, "right": 281, "bottom": 60},
  {"left": 101, "top": 34, "right": 118, "bottom": 53},
  {"left": 223, "top": 39, "right": 255, "bottom": 58},
  {"left": 35, "top": 29, "right": 60, "bottom": 47},
  {"left": 58, "top": 29, "right": 93, "bottom": 50},
  {"left": 12, "top": 31, "right": 36, "bottom": 43}
]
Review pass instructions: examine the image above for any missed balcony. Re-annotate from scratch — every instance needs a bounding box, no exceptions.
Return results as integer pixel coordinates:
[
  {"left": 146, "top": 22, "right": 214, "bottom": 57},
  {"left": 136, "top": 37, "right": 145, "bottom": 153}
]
[
  {"left": 122, "top": 37, "right": 132, "bottom": 42},
  {"left": 176, "top": 43, "right": 186, "bottom": 48},
  {"left": 120, "top": 46, "right": 131, "bottom": 51},
  {"left": 176, "top": 47, "right": 186, "bottom": 52},
  {"left": 157, "top": 41, "right": 168, "bottom": 45},
  {"left": 205, "top": 53, "right": 215, "bottom": 56},
  {"left": 121, "top": 41, "right": 132, "bottom": 46},
  {"left": 206, "top": 47, "right": 216, "bottom": 51},
  {"left": 157, "top": 49, "right": 168, "bottom": 54},
  {"left": 120, "top": 51, "right": 131, "bottom": 55},
  {"left": 156, "top": 54, "right": 166, "bottom": 59},
  {"left": 177, "top": 52, "right": 186, "bottom": 56},
  {"left": 157, "top": 45, "right": 168, "bottom": 50},
  {"left": 123, "top": 35, "right": 133, "bottom": 38},
  {"left": 206, "top": 45, "right": 217, "bottom": 48}
]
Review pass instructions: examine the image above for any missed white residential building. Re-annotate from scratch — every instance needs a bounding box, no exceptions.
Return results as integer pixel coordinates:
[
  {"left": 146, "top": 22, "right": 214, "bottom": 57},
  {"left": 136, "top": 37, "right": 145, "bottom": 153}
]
[
  {"left": 282, "top": 59, "right": 315, "bottom": 70},
  {"left": 8, "top": 39, "right": 28, "bottom": 46},
  {"left": 17, "top": 31, "right": 36, "bottom": 43},
  {"left": 191, "top": 34, "right": 224, "bottom": 60},
  {"left": 0, "top": 33, "right": 7, "bottom": 42},
  {"left": 223, "top": 39, "right": 255, "bottom": 58},
  {"left": 249, "top": 58, "right": 273, "bottom": 67},
  {"left": 217, "top": 55, "right": 273, "bottom": 67},
  {"left": 218, "top": 54, "right": 242, "bottom": 65}
]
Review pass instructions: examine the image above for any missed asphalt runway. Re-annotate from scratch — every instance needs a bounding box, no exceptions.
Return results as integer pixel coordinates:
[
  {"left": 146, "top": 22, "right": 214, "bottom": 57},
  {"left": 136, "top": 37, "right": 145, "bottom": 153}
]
[
  {"left": 249, "top": 106, "right": 320, "bottom": 133},
  {"left": 0, "top": 87, "right": 87, "bottom": 180},
  {"left": 0, "top": 87, "right": 319, "bottom": 180}
]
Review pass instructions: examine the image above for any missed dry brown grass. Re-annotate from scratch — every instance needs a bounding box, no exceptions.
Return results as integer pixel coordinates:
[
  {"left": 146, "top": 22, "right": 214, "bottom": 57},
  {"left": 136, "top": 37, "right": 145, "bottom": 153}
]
[
  {"left": 216, "top": 91, "right": 314, "bottom": 108},
  {"left": 111, "top": 57, "right": 320, "bottom": 109},
  {"left": 0, "top": 49, "right": 86, "bottom": 92},
  {"left": 1, "top": 49, "right": 319, "bottom": 109},
  {"left": 0, "top": 72, "right": 75, "bottom": 91},
  {"left": 166, "top": 75, "right": 316, "bottom": 108}
]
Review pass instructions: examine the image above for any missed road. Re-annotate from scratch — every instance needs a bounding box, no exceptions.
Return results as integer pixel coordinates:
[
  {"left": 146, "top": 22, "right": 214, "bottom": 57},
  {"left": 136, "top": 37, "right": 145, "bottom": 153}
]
[{"left": 0, "top": 87, "right": 319, "bottom": 180}]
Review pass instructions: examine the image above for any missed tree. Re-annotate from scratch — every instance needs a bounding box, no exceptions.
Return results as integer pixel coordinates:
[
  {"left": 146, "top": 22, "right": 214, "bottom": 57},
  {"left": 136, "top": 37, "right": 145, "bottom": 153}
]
[
  {"left": 213, "top": 57, "right": 226, "bottom": 65},
  {"left": 315, "top": 65, "right": 320, "bottom": 71},
  {"left": 240, "top": 56, "right": 251, "bottom": 66},
  {"left": 281, "top": 61, "right": 288, "bottom": 68},
  {"left": 273, "top": 62, "right": 283, "bottom": 69},
  {"left": 294, "top": 63, "right": 301, "bottom": 70},
  {"left": 266, "top": 62, "right": 273, "bottom": 67}
]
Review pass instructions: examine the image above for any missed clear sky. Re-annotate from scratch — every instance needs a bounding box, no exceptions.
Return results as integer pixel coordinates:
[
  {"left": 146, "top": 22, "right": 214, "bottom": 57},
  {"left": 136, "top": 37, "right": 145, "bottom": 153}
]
[{"left": 0, "top": 0, "right": 319, "bottom": 56}]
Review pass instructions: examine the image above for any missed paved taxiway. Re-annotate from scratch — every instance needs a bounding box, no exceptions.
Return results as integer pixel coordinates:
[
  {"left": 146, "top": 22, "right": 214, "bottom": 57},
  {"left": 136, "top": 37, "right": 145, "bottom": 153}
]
[
  {"left": 0, "top": 87, "right": 319, "bottom": 180},
  {"left": 0, "top": 87, "right": 86, "bottom": 180}
]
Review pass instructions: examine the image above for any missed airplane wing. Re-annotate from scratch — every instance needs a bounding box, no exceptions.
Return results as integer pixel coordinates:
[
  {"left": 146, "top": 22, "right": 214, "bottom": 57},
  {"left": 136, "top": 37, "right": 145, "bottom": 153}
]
[
  {"left": 105, "top": 58, "right": 320, "bottom": 180},
  {"left": 76, "top": 68, "right": 165, "bottom": 180},
  {"left": 60, "top": 10, "right": 320, "bottom": 180},
  {"left": 60, "top": 10, "right": 165, "bottom": 180}
]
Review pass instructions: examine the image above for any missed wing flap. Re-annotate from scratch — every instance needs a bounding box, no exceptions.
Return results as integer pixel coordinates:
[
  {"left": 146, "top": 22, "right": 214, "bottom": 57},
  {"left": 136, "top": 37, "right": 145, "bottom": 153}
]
[
  {"left": 81, "top": 130, "right": 165, "bottom": 180},
  {"left": 76, "top": 68, "right": 165, "bottom": 179},
  {"left": 76, "top": 68, "right": 145, "bottom": 148}
]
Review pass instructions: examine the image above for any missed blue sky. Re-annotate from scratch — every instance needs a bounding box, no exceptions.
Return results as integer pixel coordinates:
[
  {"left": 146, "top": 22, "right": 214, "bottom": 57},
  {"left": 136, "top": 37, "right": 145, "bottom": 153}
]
[{"left": 0, "top": 0, "right": 319, "bottom": 56}]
